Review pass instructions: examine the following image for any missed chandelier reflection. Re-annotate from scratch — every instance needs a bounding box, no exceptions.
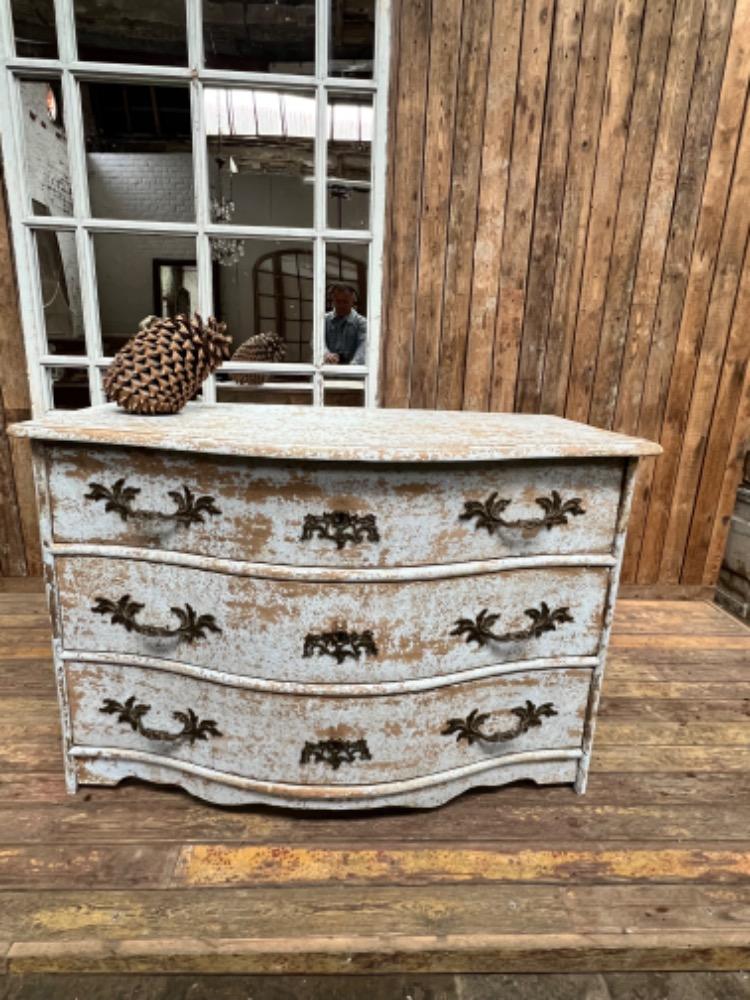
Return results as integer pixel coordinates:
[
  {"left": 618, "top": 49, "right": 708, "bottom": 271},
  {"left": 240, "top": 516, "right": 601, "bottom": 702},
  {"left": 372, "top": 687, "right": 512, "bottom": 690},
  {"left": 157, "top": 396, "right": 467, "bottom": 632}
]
[{"left": 211, "top": 194, "right": 245, "bottom": 268}]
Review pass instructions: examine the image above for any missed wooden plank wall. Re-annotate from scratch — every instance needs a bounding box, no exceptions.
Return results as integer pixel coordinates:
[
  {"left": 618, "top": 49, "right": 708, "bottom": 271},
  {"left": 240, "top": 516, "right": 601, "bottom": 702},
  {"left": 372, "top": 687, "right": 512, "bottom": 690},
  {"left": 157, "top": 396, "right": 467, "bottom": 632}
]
[
  {"left": 381, "top": 0, "right": 750, "bottom": 591},
  {"left": 0, "top": 176, "right": 41, "bottom": 577}
]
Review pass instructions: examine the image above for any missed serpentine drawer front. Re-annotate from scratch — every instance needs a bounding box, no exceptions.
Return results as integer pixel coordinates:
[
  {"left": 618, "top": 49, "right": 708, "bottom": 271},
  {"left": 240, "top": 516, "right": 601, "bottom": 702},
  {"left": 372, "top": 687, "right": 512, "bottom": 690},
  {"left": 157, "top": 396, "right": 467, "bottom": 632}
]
[
  {"left": 65, "top": 660, "right": 592, "bottom": 795},
  {"left": 10, "top": 403, "right": 661, "bottom": 807},
  {"left": 56, "top": 556, "right": 610, "bottom": 683},
  {"left": 46, "top": 444, "right": 624, "bottom": 567}
]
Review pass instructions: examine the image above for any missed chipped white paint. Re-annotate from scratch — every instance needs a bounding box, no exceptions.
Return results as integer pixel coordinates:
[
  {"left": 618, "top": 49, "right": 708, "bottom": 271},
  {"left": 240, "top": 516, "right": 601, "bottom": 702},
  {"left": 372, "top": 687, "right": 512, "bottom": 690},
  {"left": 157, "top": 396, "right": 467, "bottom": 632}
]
[
  {"left": 10, "top": 402, "right": 663, "bottom": 462},
  {"left": 17, "top": 404, "right": 656, "bottom": 807},
  {"left": 63, "top": 649, "right": 599, "bottom": 697},
  {"left": 56, "top": 556, "right": 610, "bottom": 684},
  {"left": 71, "top": 751, "right": 582, "bottom": 808},
  {"left": 47, "top": 445, "right": 625, "bottom": 567},
  {"left": 66, "top": 661, "right": 591, "bottom": 788}
]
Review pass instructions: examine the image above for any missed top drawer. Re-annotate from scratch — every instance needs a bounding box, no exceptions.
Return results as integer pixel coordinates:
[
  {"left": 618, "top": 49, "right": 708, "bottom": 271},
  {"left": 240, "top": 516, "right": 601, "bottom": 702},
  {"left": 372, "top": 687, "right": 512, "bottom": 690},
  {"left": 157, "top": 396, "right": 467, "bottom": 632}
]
[{"left": 46, "top": 444, "right": 624, "bottom": 568}]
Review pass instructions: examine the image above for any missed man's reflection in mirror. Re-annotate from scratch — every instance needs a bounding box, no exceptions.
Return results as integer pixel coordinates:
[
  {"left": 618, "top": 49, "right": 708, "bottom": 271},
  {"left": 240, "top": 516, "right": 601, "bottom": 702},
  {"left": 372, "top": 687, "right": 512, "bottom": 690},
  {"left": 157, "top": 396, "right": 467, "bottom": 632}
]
[{"left": 324, "top": 283, "right": 366, "bottom": 365}]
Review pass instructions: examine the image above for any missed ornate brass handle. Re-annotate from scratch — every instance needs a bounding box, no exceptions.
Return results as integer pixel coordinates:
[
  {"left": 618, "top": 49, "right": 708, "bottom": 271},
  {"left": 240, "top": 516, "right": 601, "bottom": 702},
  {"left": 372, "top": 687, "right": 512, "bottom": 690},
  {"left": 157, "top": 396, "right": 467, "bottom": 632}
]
[
  {"left": 300, "top": 511, "right": 380, "bottom": 549},
  {"left": 300, "top": 738, "right": 372, "bottom": 770},
  {"left": 303, "top": 628, "right": 378, "bottom": 663},
  {"left": 85, "top": 478, "right": 221, "bottom": 526},
  {"left": 451, "top": 602, "right": 573, "bottom": 648},
  {"left": 100, "top": 695, "right": 222, "bottom": 744},
  {"left": 460, "top": 490, "right": 585, "bottom": 534},
  {"left": 92, "top": 594, "right": 221, "bottom": 644},
  {"left": 442, "top": 700, "right": 558, "bottom": 745}
]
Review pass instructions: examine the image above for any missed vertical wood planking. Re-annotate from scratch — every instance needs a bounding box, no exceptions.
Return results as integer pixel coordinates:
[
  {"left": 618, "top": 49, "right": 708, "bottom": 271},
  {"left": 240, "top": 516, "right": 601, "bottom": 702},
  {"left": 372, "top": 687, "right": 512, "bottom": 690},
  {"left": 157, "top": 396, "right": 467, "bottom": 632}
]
[
  {"left": 615, "top": 0, "right": 712, "bottom": 581},
  {"left": 540, "top": 0, "right": 617, "bottom": 416},
  {"left": 658, "top": 92, "right": 750, "bottom": 582},
  {"left": 515, "top": 0, "right": 585, "bottom": 415},
  {"left": 614, "top": 0, "right": 720, "bottom": 440},
  {"left": 564, "top": 0, "right": 646, "bottom": 425},
  {"left": 410, "top": 0, "right": 464, "bottom": 409},
  {"left": 434, "top": 0, "right": 494, "bottom": 410},
  {"left": 380, "top": 0, "right": 431, "bottom": 408},
  {"left": 587, "top": 0, "right": 677, "bottom": 430},
  {"left": 638, "top": 0, "right": 746, "bottom": 583},
  {"left": 489, "top": 0, "right": 555, "bottom": 413},
  {"left": 462, "top": 0, "right": 523, "bottom": 412},
  {"left": 684, "top": 239, "right": 750, "bottom": 582},
  {"left": 702, "top": 328, "right": 750, "bottom": 585}
]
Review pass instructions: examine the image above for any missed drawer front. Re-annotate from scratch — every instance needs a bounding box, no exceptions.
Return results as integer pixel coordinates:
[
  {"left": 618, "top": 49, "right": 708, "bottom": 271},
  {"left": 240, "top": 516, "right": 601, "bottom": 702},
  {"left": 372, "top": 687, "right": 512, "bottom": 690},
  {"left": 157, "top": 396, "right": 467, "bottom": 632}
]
[
  {"left": 47, "top": 445, "right": 624, "bottom": 567},
  {"left": 57, "top": 556, "right": 608, "bottom": 683},
  {"left": 67, "top": 661, "right": 591, "bottom": 786}
]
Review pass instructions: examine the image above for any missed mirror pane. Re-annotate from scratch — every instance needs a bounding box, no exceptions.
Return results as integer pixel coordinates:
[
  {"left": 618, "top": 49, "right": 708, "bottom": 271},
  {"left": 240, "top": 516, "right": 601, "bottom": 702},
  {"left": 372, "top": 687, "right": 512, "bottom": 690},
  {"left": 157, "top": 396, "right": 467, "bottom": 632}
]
[
  {"left": 206, "top": 88, "right": 314, "bottom": 230},
  {"left": 93, "top": 233, "right": 196, "bottom": 356},
  {"left": 212, "top": 238, "right": 315, "bottom": 364},
  {"left": 217, "top": 374, "right": 314, "bottom": 404},
  {"left": 327, "top": 94, "right": 372, "bottom": 230},
  {"left": 74, "top": 0, "right": 187, "bottom": 65},
  {"left": 20, "top": 79, "right": 73, "bottom": 217},
  {"left": 323, "top": 243, "right": 368, "bottom": 365},
  {"left": 47, "top": 367, "right": 91, "bottom": 409},
  {"left": 33, "top": 229, "right": 86, "bottom": 355},
  {"left": 323, "top": 376, "right": 365, "bottom": 406},
  {"left": 11, "top": 0, "right": 58, "bottom": 58},
  {"left": 204, "top": 0, "right": 315, "bottom": 73},
  {"left": 329, "top": 0, "right": 375, "bottom": 78},
  {"left": 82, "top": 81, "right": 194, "bottom": 222}
]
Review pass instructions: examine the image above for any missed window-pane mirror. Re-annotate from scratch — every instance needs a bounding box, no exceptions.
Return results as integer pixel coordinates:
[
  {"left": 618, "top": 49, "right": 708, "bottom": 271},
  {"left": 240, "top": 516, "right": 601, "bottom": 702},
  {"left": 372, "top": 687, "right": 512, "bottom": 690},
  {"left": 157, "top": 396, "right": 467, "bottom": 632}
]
[
  {"left": 11, "top": 0, "right": 58, "bottom": 58},
  {"left": 74, "top": 0, "right": 187, "bottom": 65},
  {"left": 20, "top": 79, "right": 73, "bottom": 217},
  {"left": 211, "top": 238, "right": 315, "bottom": 365},
  {"left": 327, "top": 94, "right": 372, "bottom": 230},
  {"left": 93, "top": 233, "right": 196, "bottom": 355},
  {"left": 46, "top": 366, "right": 91, "bottom": 409},
  {"left": 33, "top": 228, "right": 85, "bottom": 355},
  {"left": 329, "top": 0, "right": 375, "bottom": 78},
  {"left": 204, "top": 0, "right": 315, "bottom": 73},
  {"left": 323, "top": 243, "right": 368, "bottom": 366},
  {"left": 205, "top": 88, "right": 314, "bottom": 230},
  {"left": 83, "top": 81, "right": 194, "bottom": 223}
]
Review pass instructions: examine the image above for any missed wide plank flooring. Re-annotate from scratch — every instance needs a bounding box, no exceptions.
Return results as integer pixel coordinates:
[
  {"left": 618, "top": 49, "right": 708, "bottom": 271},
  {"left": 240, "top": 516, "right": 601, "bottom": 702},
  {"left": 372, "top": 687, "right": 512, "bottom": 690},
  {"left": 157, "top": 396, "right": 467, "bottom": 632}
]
[{"left": 0, "top": 580, "right": 748, "bottom": 975}]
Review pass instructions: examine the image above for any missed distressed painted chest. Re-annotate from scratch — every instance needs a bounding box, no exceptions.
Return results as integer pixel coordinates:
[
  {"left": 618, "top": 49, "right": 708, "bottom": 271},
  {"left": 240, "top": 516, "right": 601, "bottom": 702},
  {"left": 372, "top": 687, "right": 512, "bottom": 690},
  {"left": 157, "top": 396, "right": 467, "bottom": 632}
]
[{"left": 11, "top": 404, "right": 660, "bottom": 808}]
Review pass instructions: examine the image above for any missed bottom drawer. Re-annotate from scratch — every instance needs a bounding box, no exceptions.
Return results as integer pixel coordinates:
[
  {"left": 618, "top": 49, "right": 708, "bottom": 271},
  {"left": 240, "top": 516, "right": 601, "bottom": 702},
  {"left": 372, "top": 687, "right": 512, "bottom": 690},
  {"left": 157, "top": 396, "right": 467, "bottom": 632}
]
[{"left": 66, "top": 661, "right": 591, "bottom": 790}]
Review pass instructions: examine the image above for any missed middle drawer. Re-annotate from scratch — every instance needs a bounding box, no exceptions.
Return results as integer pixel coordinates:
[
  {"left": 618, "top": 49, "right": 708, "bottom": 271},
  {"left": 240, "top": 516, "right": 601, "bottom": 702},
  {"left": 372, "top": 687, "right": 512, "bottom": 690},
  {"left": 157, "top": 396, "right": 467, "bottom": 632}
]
[{"left": 56, "top": 556, "right": 609, "bottom": 683}]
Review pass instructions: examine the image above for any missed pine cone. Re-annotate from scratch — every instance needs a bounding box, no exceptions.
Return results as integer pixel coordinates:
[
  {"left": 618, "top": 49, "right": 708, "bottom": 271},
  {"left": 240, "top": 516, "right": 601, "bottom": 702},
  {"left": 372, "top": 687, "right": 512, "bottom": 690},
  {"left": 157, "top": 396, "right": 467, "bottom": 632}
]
[
  {"left": 103, "top": 313, "right": 231, "bottom": 415},
  {"left": 231, "top": 331, "right": 287, "bottom": 385}
]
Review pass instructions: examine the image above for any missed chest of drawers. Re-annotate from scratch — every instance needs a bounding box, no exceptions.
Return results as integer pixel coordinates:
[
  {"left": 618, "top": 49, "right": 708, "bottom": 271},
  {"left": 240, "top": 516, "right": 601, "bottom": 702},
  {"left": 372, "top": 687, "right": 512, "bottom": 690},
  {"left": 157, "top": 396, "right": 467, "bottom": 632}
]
[{"left": 11, "top": 404, "right": 660, "bottom": 809}]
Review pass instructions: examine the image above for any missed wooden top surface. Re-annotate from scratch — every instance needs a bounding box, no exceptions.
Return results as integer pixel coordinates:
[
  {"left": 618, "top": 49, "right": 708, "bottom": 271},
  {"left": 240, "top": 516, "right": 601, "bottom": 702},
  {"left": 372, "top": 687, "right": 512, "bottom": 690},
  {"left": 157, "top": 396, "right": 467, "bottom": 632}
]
[
  {"left": 0, "top": 581, "right": 749, "bottom": 975},
  {"left": 9, "top": 403, "right": 662, "bottom": 462}
]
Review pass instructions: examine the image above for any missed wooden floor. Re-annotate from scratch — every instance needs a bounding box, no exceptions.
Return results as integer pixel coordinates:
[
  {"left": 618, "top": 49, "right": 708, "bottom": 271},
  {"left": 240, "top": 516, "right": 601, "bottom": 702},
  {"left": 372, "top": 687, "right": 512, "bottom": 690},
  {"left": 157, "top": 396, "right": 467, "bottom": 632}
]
[{"left": 0, "top": 578, "right": 749, "bottom": 976}]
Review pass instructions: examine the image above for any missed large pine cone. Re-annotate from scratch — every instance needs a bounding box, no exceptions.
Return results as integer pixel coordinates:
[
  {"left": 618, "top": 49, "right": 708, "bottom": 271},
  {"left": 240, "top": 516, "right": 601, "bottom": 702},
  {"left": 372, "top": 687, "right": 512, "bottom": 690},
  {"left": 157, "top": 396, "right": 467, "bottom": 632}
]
[
  {"left": 230, "top": 331, "right": 287, "bottom": 385},
  {"left": 103, "top": 314, "right": 231, "bottom": 415}
]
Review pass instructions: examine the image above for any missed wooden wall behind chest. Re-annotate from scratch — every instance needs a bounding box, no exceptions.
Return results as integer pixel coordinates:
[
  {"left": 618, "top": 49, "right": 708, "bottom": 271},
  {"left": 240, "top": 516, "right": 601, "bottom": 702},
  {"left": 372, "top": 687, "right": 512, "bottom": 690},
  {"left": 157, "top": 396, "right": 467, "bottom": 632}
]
[
  {"left": 0, "top": 175, "right": 41, "bottom": 577},
  {"left": 381, "top": 0, "right": 750, "bottom": 592}
]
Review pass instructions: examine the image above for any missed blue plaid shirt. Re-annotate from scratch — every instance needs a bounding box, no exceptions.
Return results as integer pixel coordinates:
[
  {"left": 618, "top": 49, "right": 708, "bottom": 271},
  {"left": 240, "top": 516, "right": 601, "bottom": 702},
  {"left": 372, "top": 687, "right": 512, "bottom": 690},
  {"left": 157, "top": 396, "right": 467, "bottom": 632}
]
[{"left": 324, "top": 309, "right": 367, "bottom": 365}]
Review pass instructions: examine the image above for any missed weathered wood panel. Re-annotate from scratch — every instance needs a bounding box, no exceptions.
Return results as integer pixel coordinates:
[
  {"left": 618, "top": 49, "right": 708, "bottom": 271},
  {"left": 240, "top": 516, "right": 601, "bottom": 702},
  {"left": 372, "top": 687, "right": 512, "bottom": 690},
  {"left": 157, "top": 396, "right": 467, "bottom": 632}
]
[
  {"left": 381, "top": 0, "right": 750, "bottom": 589},
  {"left": 0, "top": 176, "right": 41, "bottom": 576}
]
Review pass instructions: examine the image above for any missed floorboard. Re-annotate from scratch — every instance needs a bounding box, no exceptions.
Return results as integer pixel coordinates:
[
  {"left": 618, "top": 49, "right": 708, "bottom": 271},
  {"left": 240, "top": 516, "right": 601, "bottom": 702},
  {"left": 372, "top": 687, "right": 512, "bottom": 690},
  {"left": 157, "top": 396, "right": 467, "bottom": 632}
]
[{"left": 0, "top": 588, "right": 748, "bottom": 974}]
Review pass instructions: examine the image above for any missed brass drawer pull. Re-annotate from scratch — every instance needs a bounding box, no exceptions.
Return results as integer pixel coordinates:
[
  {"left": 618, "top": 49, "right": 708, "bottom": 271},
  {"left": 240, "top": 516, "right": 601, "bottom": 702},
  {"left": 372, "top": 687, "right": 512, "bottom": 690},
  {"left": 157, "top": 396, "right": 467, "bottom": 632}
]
[
  {"left": 92, "top": 594, "right": 221, "bottom": 644},
  {"left": 442, "top": 700, "right": 558, "bottom": 745},
  {"left": 85, "top": 478, "right": 221, "bottom": 526},
  {"left": 300, "top": 738, "right": 372, "bottom": 770},
  {"left": 301, "top": 511, "right": 380, "bottom": 549},
  {"left": 451, "top": 602, "right": 573, "bottom": 648},
  {"left": 101, "top": 695, "right": 222, "bottom": 744},
  {"left": 303, "top": 628, "right": 378, "bottom": 663},
  {"left": 460, "top": 490, "right": 585, "bottom": 534}
]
